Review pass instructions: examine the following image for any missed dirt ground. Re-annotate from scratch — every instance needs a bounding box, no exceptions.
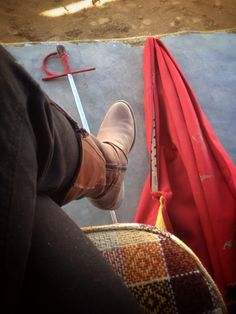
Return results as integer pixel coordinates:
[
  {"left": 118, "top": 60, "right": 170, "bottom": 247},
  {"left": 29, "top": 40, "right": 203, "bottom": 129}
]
[{"left": 0, "top": 0, "right": 236, "bottom": 43}]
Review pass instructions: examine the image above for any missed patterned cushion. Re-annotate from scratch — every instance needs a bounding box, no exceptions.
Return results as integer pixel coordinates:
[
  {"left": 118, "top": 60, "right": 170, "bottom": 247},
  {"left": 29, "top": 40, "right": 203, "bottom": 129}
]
[{"left": 82, "top": 223, "right": 227, "bottom": 314}]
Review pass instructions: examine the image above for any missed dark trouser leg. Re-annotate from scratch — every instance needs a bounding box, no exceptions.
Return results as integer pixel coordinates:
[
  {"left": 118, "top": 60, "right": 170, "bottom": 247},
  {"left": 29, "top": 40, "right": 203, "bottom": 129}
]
[
  {"left": 0, "top": 46, "right": 80, "bottom": 312},
  {"left": 20, "top": 196, "right": 143, "bottom": 314},
  {"left": 0, "top": 46, "right": 143, "bottom": 313}
]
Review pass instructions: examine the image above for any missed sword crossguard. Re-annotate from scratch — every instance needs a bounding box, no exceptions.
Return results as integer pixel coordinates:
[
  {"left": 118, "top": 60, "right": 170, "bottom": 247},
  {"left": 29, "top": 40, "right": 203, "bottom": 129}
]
[{"left": 41, "top": 45, "right": 96, "bottom": 81}]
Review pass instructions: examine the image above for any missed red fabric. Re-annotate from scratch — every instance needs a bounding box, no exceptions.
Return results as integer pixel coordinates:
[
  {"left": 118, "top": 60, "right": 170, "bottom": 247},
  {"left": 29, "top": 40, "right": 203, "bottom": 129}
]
[{"left": 135, "top": 37, "right": 236, "bottom": 300}]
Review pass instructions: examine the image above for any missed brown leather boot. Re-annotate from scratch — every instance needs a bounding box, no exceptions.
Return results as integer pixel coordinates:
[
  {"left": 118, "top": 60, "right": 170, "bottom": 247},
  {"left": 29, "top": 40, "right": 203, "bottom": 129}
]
[{"left": 62, "top": 100, "right": 136, "bottom": 210}]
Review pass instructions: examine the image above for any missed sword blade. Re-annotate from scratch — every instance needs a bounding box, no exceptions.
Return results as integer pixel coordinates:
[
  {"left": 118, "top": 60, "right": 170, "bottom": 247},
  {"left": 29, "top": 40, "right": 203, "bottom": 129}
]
[
  {"left": 67, "top": 73, "right": 118, "bottom": 224},
  {"left": 67, "top": 73, "right": 90, "bottom": 132}
]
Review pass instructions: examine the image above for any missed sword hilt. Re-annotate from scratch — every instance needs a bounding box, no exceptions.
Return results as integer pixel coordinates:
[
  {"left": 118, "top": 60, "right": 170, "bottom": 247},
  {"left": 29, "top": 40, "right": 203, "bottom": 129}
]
[
  {"left": 41, "top": 46, "right": 95, "bottom": 81},
  {"left": 56, "top": 45, "right": 71, "bottom": 74}
]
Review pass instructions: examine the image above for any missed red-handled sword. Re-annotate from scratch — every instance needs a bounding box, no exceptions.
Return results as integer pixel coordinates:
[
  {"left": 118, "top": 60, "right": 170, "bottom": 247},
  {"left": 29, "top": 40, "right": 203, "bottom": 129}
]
[{"left": 41, "top": 45, "right": 118, "bottom": 224}]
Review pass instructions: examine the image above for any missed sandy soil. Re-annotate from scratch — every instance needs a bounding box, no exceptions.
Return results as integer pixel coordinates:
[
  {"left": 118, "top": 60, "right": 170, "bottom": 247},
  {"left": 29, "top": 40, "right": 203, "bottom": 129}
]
[{"left": 0, "top": 0, "right": 236, "bottom": 43}]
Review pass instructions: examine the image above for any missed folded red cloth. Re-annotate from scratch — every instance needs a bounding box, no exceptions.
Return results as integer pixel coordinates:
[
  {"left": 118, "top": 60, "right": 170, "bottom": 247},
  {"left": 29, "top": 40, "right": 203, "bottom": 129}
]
[{"left": 135, "top": 37, "right": 236, "bottom": 304}]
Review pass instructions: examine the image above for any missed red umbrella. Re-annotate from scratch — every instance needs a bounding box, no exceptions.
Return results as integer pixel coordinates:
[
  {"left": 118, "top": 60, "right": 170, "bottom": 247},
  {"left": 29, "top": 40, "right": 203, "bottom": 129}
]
[{"left": 135, "top": 37, "right": 236, "bottom": 303}]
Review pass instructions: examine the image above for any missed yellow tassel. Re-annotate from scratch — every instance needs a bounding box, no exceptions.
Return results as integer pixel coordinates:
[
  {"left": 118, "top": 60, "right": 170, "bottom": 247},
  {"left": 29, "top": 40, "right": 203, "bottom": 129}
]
[{"left": 155, "top": 196, "right": 167, "bottom": 231}]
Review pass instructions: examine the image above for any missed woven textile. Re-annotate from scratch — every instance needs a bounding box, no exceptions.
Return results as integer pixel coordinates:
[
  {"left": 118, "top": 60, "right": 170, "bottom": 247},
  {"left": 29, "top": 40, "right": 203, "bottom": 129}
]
[{"left": 82, "top": 223, "right": 227, "bottom": 314}]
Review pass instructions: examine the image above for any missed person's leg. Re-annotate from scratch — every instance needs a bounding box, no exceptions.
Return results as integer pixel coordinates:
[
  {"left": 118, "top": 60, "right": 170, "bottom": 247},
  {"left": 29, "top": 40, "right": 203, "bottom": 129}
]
[
  {"left": 20, "top": 195, "right": 144, "bottom": 313},
  {"left": 0, "top": 46, "right": 142, "bottom": 312},
  {"left": 0, "top": 46, "right": 80, "bottom": 311}
]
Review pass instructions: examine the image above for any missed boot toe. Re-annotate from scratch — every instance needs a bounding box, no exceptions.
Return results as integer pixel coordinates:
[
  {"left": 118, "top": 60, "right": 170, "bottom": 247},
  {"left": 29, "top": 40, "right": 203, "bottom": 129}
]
[{"left": 97, "top": 100, "right": 136, "bottom": 156}]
